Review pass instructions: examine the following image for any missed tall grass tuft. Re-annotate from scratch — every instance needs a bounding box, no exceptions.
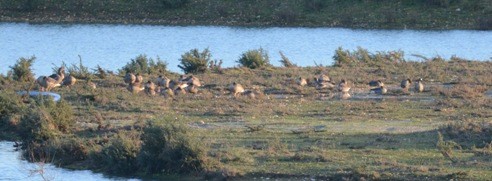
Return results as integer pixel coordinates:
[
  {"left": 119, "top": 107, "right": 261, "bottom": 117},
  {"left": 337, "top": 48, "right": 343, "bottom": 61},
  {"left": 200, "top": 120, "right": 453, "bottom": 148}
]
[
  {"left": 178, "top": 48, "right": 212, "bottom": 74},
  {"left": 237, "top": 48, "right": 271, "bottom": 69},
  {"left": 138, "top": 120, "right": 212, "bottom": 174},
  {"left": 9, "top": 56, "right": 35, "bottom": 82},
  {"left": 333, "top": 47, "right": 405, "bottom": 67},
  {"left": 67, "top": 55, "right": 92, "bottom": 79}
]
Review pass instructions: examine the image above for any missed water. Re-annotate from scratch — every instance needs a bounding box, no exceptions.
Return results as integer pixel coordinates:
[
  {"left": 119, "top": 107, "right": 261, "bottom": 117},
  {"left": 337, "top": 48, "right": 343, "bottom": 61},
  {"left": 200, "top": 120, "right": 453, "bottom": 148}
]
[
  {"left": 0, "top": 141, "right": 138, "bottom": 181},
  {"left": 1, "top": 23, "right": 491, "bottom": 76}
]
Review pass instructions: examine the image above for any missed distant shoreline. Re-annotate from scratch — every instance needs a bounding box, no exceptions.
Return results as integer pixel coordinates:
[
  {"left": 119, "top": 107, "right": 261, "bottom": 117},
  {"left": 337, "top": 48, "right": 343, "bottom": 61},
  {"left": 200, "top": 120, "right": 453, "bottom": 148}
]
[{"left": 1, "top": 0, "right": 490, "bottom": 30}]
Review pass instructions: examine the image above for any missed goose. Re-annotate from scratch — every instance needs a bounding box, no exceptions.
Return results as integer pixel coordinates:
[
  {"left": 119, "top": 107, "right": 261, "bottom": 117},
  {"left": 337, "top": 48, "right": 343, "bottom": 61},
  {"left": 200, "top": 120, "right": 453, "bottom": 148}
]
[
  {"left": 186, "top": 83, "right": 199, "bottom": 94},
  {"left": 316, "top": 74, "right": 331, "bottom": 84},
  {"left": 127, "top": 82, "right": 144, "bottom": 94},
  {"left": 174, "top": 86, "right": 187, "bottom": 96},
  {"left": 49, "top": 66, "right": 65, "bottom": 87},
  {"left": 161, "top": 87, "right": 174, "bottom": 98},
  {"left": 144, "top": 81, "right": 156, "bottom": 95},
  {"left": 156, "top": 75, "right": 170, "bottom": 88},
  {"left": 124, "top": 72, "right": 136, "bottom": 84},
  {"left": 370, "top": 85, "right": 387, "bottom": 95},
  {"left": 186, "top": 75, "right": 202, "bottom": 87},
  {"left": 369, "top": 80, "right": 384, "bottom": 87},
  {"left": 62, "top": 75, "right": 77, "bottom": 88},
  {"left": 242, "top": 90, "right": 256, "bottom": 99},
  {"left": 36, "top": 76, "right": 58, "bottom": 91},
  {"left": 316, "top": 81, "right": 336, "bottom": 90},
  {"left": 296, "top": 77, "right": 307, "bottom": 86},
  {"left": 135, "top": 73, "right": 143, "bottom": 83},
  {"left": 87, "top": 81, "right": 97, "bottom": 89},
  {"left": 341, "top": 92, "right": 351, "bottom": 100},
  {"left": 415, "top": 78, "right": 424, "bottom": 92},
  {"left": 401, "top": 78, "right": 412, "bottom": 91},
  {"left": 338, "top": 79, "right": 351, "bottom": 93},
  {"left": 229, "top": 82, "right": 245, "bottom": 97}
]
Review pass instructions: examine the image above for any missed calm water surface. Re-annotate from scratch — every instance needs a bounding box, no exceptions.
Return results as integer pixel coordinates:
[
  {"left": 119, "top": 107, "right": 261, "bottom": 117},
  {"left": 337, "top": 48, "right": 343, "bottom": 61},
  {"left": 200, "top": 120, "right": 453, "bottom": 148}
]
[
  {"left": 0, "top": 141, "right": 138, "bottom": 181},
  {"left": 1, "top": 23, "right": 491, "bottom": 76}
]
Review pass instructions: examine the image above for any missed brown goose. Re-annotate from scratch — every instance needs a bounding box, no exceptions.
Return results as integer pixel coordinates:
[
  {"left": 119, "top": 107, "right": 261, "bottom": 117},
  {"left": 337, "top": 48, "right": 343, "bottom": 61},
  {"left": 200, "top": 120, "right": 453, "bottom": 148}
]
[
  {"left": 49, "top": 66, "right": 65, "bottom": 87},
  {"left": 296, "top": 77, "right": 307, "bottom": 87},
  {"left": 135, "top": 73, "right": 143, "bottom": 83},
  {"left": 156, "top": 75, "right": 170, "bottom": 88},
  {"left": 174, "top": 86, "right": 187, "bottom": 96},
  {"left": 186, "top": 75, "right": 202, "bottom": 87},
  {"left": 161, "top": 87, "right": 174, "bottom": 98},
  {"left": 124, "top": 72, "right": 136, "bottom": 84},
  {"left": 36, "top": 76, "right": 58, "bottom": 91},
  {"left": 229, "top": 82, "right": 245, "bottom": 97},
  {"left": 62, "top": 75, "right": 77, "bottom": 88},
  {"left": 401, "top": 78, "right": 412, "bottom": 91},
  {"left": 186, "top": 83, "right": 199, "bottom": 94},
  {"left": 144, "top": 81, "right": 156, "bottom": 95},
  {"left": 338, "top": 79, "right": 351, "bottom": 93},
  {"left": 127, "top": 82, "right": 144, "bottom": 94}
]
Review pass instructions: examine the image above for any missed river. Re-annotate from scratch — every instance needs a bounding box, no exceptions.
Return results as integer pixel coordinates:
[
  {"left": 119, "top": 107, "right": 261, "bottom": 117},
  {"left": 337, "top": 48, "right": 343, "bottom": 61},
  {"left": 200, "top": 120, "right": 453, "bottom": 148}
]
[
  {"left": 1, "top": 23, "right": 491, "bottom": 76},
  {"left": 0, "top": 141, "right": 139, "bottom": 181}
]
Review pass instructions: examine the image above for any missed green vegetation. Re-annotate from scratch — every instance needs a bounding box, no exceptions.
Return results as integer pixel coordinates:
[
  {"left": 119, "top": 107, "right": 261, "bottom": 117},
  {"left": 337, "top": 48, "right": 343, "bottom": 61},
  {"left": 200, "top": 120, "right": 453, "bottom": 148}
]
[
  {"left": 178, "top": 48, "right": 212, "bottom": 74},
  {"left": 237, "top": 48, "right": 271, "bottom": 69},
  {"left": 9, "top": 56, "right": 36, "bottom": 82},
  {"left": 0, "top": 47, "right": 491, "bottom": 180},
  {"left": 1, "top": 0, "right": 491, "bottom": 29},
  {"left": 120, "top": 54, "right": 168, "bottom": 75}
]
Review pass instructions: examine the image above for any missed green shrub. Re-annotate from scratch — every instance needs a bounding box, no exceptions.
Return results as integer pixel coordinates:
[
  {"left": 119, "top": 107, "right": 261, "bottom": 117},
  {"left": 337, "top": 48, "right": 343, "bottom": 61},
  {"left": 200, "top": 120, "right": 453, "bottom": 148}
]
[
  {"left": 178, "top": 48, "right": 212, "bottom": 74},
  {"left": 101, "top": 130, "right": 141, "bottom": 175},
  {"left": 9, "top": 56, "right": 35, "bottom": 82},
  {"left": 18, "top": 99, "right": 74, "bottom": 144},
  {"left": 333, "top": 47, "right": 405, "bottom": 67},
  {"left": 0, "top": 91, "right": 26, "bottom": 140},
  {"left": 237, "top": 48, "right": 271, "bottom": 69},
  {"left": 138, "top": 121, "right": 211, "bottom": 174},
  {"left": 303, "top": 0, "right": 326, "bottom": 12},
  {"left": 120, "top": 54, "right": 168, "bottom": 75},
  {"left": 66, "top": 55, "right": 92, "bottom": 79}
]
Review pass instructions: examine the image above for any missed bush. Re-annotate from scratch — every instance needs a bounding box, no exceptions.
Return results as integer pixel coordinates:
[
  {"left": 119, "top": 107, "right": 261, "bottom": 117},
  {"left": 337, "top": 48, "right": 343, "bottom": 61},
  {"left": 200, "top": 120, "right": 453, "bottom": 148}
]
[
  {"left": 66, "top": 55, "right": 92, "bottom": 79},
  {"left": 333, "top": 47, "right": 405, "bottom": 67},
  {"left": 101, "top": 131, "right": 141, "bottom": 175},
  {"left": 178, "top": 48, "right": 212, "bottom": 74},
  {"left": 120, "top": 55, "right": 168, "bottom": 75},
  {"left": 0, "top": 91, "right": 26, "bottom": 140},
  {"left": 304, "top": 0, "right": 326, "bottom": 12},
  {"left": 18, "top": 99, "right": 74, "bottom": 144},
  {"left": 237, "top": 48, "right": 270, "bottom": 69},
  {"left": 138, "top": 121, "right": 211, "bottom": 174},
  {"left": 9, "top": 56, "right": 35, "bottom": 82}
]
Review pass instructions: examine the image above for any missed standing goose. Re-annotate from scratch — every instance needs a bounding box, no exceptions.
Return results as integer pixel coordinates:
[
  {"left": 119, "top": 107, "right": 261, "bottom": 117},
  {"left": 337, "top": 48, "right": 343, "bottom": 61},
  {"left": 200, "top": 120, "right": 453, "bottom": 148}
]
[
  {"left": 229, "top": 82, "right": 245, "bottom": 97},
  {"left": 415, "top": 78, "right": 424, "bottom": 92},
  {"left": 401, "top": 78, "right": 412, "bottom": 91}
]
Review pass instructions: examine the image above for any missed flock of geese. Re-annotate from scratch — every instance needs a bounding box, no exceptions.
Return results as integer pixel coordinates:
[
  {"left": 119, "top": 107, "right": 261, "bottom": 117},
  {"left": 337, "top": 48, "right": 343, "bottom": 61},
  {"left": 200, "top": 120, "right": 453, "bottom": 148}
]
[
  {"left": 36, "top": 67, "right": 78, "bottom": 91},
  {"left": 35, "top": 67, "right": 425, "bottom": 100}
]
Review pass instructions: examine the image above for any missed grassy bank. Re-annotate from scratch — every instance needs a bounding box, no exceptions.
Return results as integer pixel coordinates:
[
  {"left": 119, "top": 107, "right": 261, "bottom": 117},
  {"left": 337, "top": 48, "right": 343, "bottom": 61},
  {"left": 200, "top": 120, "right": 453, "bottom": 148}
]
[
  {"left": 1, "top": 48, "right": 491, "bottom": 180},
  {"left": 1, "top": 0, "right": 491, "bottom": 29}
]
